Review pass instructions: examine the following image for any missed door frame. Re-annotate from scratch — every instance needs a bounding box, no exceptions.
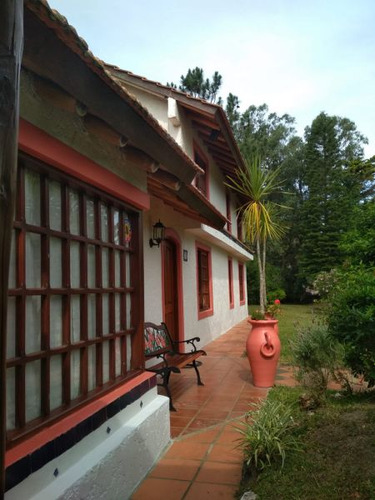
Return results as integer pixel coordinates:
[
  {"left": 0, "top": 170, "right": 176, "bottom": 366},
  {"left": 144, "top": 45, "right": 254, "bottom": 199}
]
[{"left": 161, "top": 228, "right": 184, "bottom": 342}]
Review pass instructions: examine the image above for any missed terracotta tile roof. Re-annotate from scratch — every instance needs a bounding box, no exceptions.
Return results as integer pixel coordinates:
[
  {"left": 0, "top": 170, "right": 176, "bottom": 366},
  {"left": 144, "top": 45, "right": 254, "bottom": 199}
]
[{"left": 25, "top": 0, "right": 203, "bottom": 178}]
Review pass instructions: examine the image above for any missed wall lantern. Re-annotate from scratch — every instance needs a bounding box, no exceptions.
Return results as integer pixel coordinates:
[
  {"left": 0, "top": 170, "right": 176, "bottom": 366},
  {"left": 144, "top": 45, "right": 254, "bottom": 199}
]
[{"left": 149, "top": 220, "right": 166, "bottom": 248}]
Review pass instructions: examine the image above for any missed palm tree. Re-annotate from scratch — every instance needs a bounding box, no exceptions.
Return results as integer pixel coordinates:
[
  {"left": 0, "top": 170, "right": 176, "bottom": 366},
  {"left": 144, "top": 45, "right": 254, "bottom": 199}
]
[{"left": 228, "top": 157, "right": 286, "bottom": 314}]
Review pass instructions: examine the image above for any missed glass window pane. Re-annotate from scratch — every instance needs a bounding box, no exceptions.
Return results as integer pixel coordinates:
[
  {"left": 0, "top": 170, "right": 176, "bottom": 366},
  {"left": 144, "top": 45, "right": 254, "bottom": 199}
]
[
  {"left": 26, "top": 233, "right": 41, "bottom": 288},
  {"left": 50, "top": 296, "right": 63, "bottom": 347},
  {"left": 69, "top": 190, "right": 80, "bottom": 235},
  {"left": 126, "top": 335, "right": 132, "bottom": 372},
  {"left": 8, "top": 230, "right": 16, "bottom": 288},
  {"left": 87, "top": 244, "right": 96, "bottom": 288},
  {"left": 87, "top": 294, "right": 96, "bottom": 339},
  {"left": 70, "top": 241, "right": 80, "bottom": 288},
  {"left": 102, "top": 248, "right": 109, "bottom": 288},
  {"left": 126, "top": 293, "right": 131, "bottom": 329},
  {"left": 115, "top": 293, "right": 121, "bottom": 331},
  {"left": 114, "top": 251, "right": 121, "bottom": 287},
  {"left": 25, "top": 169, "right": 40, "bottom": 226},
  {"left": 125, "top": 253, "right": 131, "bottom": 288},
  {"left": 113, "top": 209, "right": 120, "bottom": 244},
  {"left": 102, "top": 294, "right": 110, "bottom": 335},
  {"left": 71, "top": 296, "right": 80, "bottom": 343},
  {"left": 50, "top": 237, "right": 62, "bottom": 288},
  {"left": 102, "top": 341, "right": 110, "bottom": 384},
  {"left": 49, "top": 180, "right": 62, "bottom": 231},
  {"left": 6, "top": 367, "right": 16, "bottom": 431},
  {"left": 100, "top": 204, "right": 109, "bottom": 242},
  {"left": 26, "top": 296, "right": 41, "bottom": 354},
  {"left": 50, "top": 355, "right": 63, "bottom": 410},
  {"left": 25, "top": 360, "right": 41, "bottom": 422},
  {"left": 115, "top": 338, "right": 121, "bottom": 377},
  {"left": 70, "top": 349, "right": 81, "bottom": 400},
  {"left": 88, "top": 345, "right": 96, "bottom": 392},
  {"left": 86, "top": 198, "right": 95, "bottom": 239},
  {"left": 6, "top": 297, "right": 16, "bottom": 358}
]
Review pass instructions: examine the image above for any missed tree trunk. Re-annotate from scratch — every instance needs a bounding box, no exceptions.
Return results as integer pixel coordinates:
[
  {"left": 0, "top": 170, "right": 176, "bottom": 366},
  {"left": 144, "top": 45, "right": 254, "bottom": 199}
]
[
  {"left": 257, "top": 237, "right": 265, "bottom": 314},
  {"left": 0, "top": 1, "right": 23, "bottom": 496}
]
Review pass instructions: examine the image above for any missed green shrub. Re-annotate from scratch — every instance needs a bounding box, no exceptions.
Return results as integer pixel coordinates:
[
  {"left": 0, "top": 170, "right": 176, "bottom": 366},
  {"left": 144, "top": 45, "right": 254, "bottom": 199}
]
[
  {"left": 236, "top": 398, "right": 301, "bottom": 471},
  {"left": 327, "top": 266, "right": 375, "bottom": 385},
  {"left": 267, "top": 288, "right": 286, "bottom": 303},
  {"left": 290, "top": 320, "right": 344, "bottom": 399}
]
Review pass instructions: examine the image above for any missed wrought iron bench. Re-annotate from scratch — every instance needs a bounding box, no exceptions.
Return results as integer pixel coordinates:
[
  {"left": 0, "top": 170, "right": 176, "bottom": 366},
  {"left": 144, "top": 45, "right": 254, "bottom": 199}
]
[{"left": 144, "top": 322, "right": 207, "bottom": 411}]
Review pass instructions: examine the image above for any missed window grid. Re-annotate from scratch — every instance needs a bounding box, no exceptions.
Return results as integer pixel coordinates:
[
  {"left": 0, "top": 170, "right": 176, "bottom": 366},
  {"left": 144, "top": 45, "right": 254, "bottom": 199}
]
[
  {"left": 196, "top": 243, "right": 213, "bottom": 319},
  {"left": 239, "top": 263, "right": 245, "bottom": 305},
  {"left": 6, "top": 157, "right": 142, "bottom": 443}
]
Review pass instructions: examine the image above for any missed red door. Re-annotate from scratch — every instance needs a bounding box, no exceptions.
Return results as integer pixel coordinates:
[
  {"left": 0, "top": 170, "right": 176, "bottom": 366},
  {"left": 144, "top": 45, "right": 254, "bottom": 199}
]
[{"left": 163, "top": 238, "right": 179, "bottom": 341}]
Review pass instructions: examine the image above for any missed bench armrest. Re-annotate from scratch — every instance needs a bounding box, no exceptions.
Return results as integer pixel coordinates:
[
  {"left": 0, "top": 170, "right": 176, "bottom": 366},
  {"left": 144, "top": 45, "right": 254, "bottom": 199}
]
[{"left": 172, "top": 337, "right": 201, "bottom": 352}]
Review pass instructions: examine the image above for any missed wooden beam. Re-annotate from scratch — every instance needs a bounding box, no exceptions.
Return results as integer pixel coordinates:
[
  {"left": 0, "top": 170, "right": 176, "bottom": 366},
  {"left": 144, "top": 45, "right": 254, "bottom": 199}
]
[
  {"left": 149, "top": 170, "right": 181, "bottom": 191},
  {"left": 0, "top": 1, "right": 23, "bottom": 496}
]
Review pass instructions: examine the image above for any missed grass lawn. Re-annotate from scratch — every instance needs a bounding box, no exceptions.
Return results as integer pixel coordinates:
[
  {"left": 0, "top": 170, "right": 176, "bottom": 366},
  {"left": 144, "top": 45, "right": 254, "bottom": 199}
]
[
  {"left": 248, "top": 303, "right": 319, "bottom": 362},
  {"left": 238, "top": 386, "right": 375, "bottom": 500}
]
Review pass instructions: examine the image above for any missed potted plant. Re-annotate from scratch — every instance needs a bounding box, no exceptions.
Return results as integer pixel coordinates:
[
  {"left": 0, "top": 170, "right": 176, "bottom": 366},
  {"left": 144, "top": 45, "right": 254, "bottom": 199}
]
[{"left": 228, "top": 157, "right": 286, "bottom": 387}]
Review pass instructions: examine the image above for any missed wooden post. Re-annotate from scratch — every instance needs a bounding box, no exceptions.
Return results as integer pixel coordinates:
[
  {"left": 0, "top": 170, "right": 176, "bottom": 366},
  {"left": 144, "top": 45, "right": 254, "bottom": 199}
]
[{"left": 0, "top": 1, "right": 23, "bottom": 497}]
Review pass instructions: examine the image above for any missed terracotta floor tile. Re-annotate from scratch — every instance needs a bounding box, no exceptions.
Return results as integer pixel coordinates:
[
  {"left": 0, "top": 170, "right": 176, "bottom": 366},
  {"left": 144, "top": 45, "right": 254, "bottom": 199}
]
[
  {"left": 180, "top": 428, "right": 221, "bottom": 443},
  {"left": 217, "top": 430, "right": 240, "bottom": 445},
  {"left": 184, "top": 482, "right": 237, "bottom": 499},
  {"left": 131, "top": 478, "right": 189, "bottom": 500},
  {"left": 150, "top": 458, "right": 201, "bottom": 481},
  {"left": 170, "top": 427, "right": 185, "bottom": 438},
  {"left": 170, "top": 415, "right": 193, "bottom": 427},
  {"left": 207, "top": 443, "right": 243, "bottom": 463},
  {"left": 195, "top": 460, "right": 242, "bottom": 485},
  {"left": 197, "top": 409, "right": 230, "bottom": 420},
  {"left": 164, "top": 441, "right": 210, "bottom": 460},
  {"left": 188, "top": 417, "right": 225, "bottom": 429}
]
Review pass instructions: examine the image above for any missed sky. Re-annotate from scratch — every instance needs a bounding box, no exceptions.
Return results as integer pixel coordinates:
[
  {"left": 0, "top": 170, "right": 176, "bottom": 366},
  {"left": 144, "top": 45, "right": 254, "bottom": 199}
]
[{"left": 48, "top": 0, "right": 375, "bottom": 157}]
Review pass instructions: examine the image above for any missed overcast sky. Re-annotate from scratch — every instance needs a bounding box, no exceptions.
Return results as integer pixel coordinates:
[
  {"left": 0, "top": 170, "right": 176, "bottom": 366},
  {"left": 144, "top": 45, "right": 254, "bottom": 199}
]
[{"left": 48, "top": 0, "right": 375, "bottom": 157}]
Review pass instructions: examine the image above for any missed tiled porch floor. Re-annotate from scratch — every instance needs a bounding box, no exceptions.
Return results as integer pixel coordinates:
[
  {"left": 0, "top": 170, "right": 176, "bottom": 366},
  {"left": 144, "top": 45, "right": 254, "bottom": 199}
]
[{"left": 131, "top": 318, "right": 296, "bottom": 499}]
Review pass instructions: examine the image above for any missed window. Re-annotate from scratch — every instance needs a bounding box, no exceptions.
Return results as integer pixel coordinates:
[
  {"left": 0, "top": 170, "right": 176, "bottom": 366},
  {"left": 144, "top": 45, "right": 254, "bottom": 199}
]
[
  {"left": 239, "top": 263, "right": 246, "bottom": 305},
  {"left": 228, "top": 258, "right": 234, "bottom": 309},
  {"left": 6, "top": 156, "right": 142, "bottom": 444},
  {"left": 193, "top": 144, "right": 209, "bottom": 198},
  {"left": 196, "top": 243, "right": 213, "bottom": 319},
  {"left": 226, "top": 192, "right": 232, "bottom": 233}
]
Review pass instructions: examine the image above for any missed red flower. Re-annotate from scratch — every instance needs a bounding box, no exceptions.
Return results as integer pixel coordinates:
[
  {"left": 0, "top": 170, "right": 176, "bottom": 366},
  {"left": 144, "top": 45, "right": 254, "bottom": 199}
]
[{"left": 274, "top": 299, "right": 281, "bottom": 304}]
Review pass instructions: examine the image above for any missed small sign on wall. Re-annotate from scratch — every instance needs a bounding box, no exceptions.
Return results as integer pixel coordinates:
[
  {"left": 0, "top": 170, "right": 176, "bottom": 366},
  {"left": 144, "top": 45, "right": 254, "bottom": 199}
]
[{"left": 183, "top": 249, "right": 188, "bottom": 262}]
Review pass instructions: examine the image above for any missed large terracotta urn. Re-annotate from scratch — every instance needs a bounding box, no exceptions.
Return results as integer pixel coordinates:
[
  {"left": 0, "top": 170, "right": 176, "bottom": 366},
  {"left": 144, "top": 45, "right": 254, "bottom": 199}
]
[{"left": 247, "top": 318, "right": 281, "bottom": 388}]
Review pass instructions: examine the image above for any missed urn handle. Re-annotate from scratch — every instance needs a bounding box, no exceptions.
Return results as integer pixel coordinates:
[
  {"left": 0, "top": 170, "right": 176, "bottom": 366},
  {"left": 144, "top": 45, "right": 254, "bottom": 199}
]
[{"left": 260, "top": 331, "right": 275, "bottom": 358}]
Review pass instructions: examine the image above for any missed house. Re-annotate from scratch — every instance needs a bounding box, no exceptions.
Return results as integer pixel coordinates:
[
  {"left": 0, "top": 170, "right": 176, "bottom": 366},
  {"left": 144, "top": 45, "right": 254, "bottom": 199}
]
[
  {"left": 4, "top": 1, "right": 252, "bottom": 499},
  {"left": 105, "top": 66, "right": 253, "bottom": 348}
]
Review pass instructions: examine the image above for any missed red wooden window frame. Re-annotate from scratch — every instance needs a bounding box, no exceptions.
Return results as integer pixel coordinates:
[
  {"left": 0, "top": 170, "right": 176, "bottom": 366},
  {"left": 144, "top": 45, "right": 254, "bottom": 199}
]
[
  {"left": 195, "top": 242, "right": 213, "bottom": 320},
  {"left": 193, "top": 143, "right": 209, "bottom": 199},
  {"left": 226, "top": 191, "right": 232, "bottom": 233},
  {"left": 238, "top": 263, "right": 246, "bottom": 305},
  {"left": 6, "top": 154, "right": 143, "bottom": 446},
  {"left": 228, "top": 258, "right": 234, "bottom": 309}
]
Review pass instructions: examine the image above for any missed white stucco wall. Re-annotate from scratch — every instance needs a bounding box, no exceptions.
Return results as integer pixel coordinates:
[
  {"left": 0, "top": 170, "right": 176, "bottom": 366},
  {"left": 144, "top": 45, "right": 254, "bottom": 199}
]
[
  {"left": 6, "top": 390, "right": 170, "bottom": 500},
  {"left": 143, "top": 201, "right": 248, "bottom": 349}
]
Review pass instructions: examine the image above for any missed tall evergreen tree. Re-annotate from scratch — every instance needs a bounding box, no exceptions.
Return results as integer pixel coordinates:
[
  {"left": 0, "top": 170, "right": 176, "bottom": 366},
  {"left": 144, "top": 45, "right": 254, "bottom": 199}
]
[
  {"left": 298, "top": 112, "right": 367, "bottom": 284},
  {"left": 167, "top": 67, "right": 223, "bottom": 104}
]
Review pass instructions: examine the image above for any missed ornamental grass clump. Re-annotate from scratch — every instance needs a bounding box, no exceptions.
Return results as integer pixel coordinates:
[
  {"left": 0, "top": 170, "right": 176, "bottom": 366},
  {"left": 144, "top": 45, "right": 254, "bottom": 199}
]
[
  {"left": 237, "top": 398, "right": 301, "bottom": 472},
  {"left": 289, "top": 320, "right": 345, "bottom": 403}
]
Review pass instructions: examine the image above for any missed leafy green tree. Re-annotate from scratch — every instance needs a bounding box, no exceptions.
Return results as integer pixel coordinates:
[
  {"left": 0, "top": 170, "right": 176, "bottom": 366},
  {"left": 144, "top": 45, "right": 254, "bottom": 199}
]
[
  {"left": 167, "top": 67, "right": 223, "bottom": 104},
  {"left": 298, "top": 112, "right": 367, "bottom": 285},
  {"left": 340, "top": 201, "right": 375, "bottom": 266}
]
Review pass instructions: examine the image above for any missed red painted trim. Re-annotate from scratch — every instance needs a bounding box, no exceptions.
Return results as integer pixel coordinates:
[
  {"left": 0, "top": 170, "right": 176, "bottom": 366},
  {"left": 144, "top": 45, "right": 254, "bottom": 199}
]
[
  {"left": 195, "top": 241, "right": 214, "bottom": 320},
  {"left": 193, "top": 140, "right": 210, "bottom": 200},
  {"left": 161, "top": 228, "right": 185, "bottom": 342},
  {"left": 239, "top": 263, "right": 246, "bottom": 306},
  {"left": 228, "top": 258, "right": 234, "bottom": 309},
  {"left": 18, "top": 119, "right": 150, "bottom": 211},
  {"left": 5, "top": 372, "right": 155, "bottom": 467}
]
